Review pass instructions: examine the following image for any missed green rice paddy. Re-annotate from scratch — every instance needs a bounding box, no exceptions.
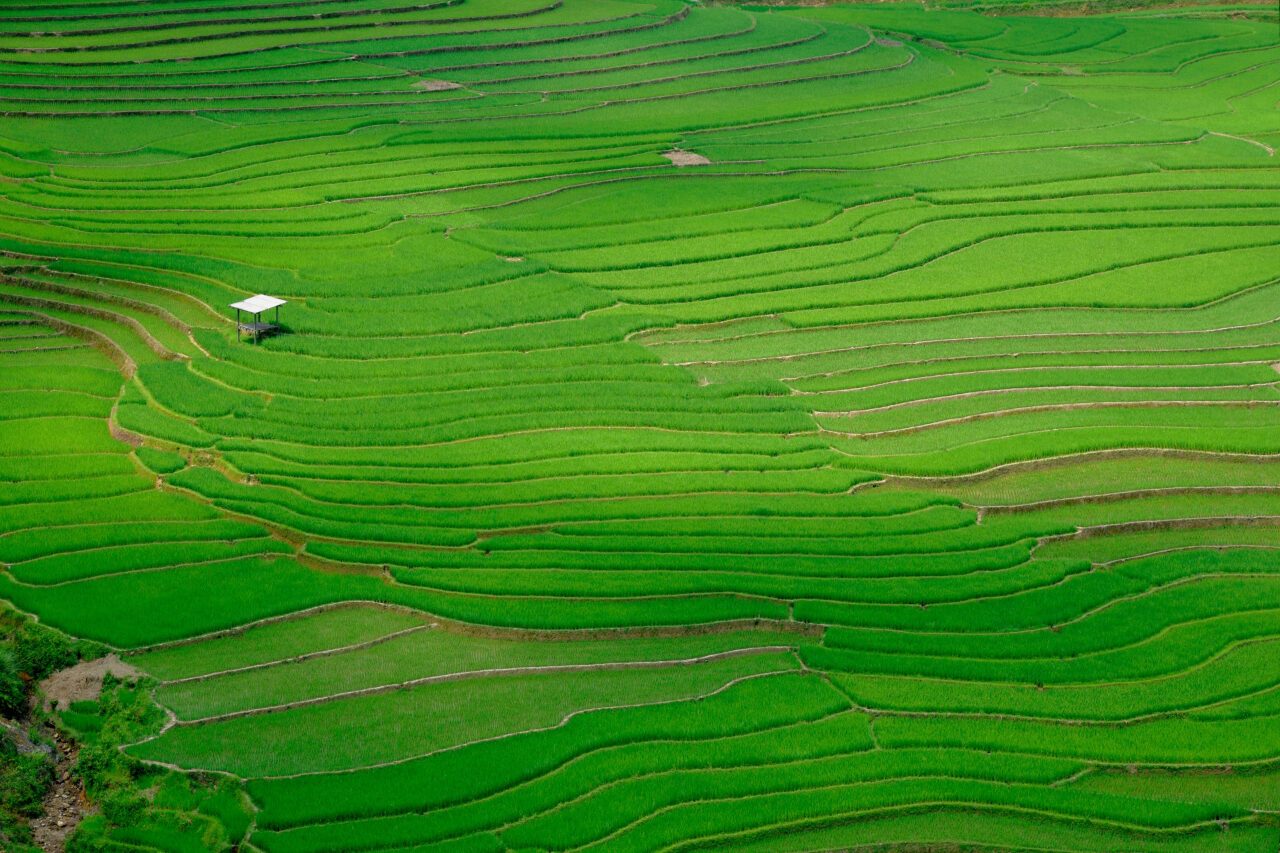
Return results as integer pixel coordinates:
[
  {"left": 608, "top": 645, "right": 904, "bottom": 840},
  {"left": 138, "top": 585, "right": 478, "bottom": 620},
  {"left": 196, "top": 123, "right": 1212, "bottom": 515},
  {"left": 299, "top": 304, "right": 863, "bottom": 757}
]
[{"left": 1, "top": 0, "right": 1278, "bottom": 848}]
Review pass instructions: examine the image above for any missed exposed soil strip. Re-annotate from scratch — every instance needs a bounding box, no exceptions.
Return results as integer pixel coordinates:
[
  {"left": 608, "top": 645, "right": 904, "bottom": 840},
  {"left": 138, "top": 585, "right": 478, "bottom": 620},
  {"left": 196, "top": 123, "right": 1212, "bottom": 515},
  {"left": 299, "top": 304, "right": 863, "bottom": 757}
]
[
  {"left": 980, "top": 486, "right": 1280, "bottom": 514},
  {"left": 174, "top": 645, "right": 797, "bottom": 725},
  {"left": 126, "top": 599, "right": 822, "bottom": 656},
  {"left": 269, "top": 668, "right": 797, "bottom": 780},
  {"left": 8, "top": 0, "right": 535, "bottom": 56},
  {"left": 880, "top": 447, "right": 1280, "bottom": 487},
  {"left": 156, "top": 622, "right": 434, "bottom": 685},
  {"left": 0, "top": 0, "right": 461, "bottom": 38},
  {"left": 5, "top": 310, "right": 136, "bottom": 378},
  {"left": 818, "top": 399, "right": 1280, "bottom": 438},
  {"left": 0, "top": 290, "right": 179, "bottom": 362}
]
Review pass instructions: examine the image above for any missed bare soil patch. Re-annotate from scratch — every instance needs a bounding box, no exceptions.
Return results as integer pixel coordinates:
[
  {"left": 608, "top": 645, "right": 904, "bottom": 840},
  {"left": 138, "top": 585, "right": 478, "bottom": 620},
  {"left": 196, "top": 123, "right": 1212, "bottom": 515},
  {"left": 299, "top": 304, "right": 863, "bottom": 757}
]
[
  {"left": 663, "top": 149, "right": 710, "bottom": 167},
  {"left": 108, "top": 421, "right": 142, "bottom": 447},
  {"left": 40, "top": 654, "right": 141, "bottom": 712},
  {"left": 414, "top": 79, "right": 461, "bottom": 91}
]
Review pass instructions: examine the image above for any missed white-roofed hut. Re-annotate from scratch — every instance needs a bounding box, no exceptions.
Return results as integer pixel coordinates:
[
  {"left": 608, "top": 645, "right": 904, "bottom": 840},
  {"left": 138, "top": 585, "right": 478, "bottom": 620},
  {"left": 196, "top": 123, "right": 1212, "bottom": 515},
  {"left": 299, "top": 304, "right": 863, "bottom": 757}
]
[{"left": 231, "top": 294, "right": 287, "bottom": 343}]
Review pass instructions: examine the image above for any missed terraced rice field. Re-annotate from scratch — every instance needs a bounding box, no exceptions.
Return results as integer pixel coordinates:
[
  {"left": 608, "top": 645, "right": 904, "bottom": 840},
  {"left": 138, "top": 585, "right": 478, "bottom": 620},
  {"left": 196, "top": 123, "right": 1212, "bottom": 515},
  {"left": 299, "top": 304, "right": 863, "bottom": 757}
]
[{"left": 1, "top": 0, "right": 1279, "bottom": 848}]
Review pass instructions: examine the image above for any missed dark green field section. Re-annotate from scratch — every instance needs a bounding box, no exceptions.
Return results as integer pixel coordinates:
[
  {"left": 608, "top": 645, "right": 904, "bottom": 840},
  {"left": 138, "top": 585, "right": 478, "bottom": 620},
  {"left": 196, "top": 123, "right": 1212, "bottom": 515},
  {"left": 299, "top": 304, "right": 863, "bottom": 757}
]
[{"left": 1, "top": 0, "right": 1278, "bottom": 849}]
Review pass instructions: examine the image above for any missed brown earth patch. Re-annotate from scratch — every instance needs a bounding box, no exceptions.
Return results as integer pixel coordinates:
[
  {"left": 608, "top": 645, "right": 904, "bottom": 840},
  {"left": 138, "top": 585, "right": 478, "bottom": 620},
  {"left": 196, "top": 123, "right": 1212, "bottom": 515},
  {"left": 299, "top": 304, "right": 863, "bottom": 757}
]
[
  {"left": 414, "top": 79, "right": 461, "bottom": 91},
  {"left": 108, "top": 414, "right": 142, "bottom": 448},
  {"left": 40, "top": 654, "right": 141, "bottom": 713},
  {"left": 663, "top": 149, "right": 710, "bottom": 167}
]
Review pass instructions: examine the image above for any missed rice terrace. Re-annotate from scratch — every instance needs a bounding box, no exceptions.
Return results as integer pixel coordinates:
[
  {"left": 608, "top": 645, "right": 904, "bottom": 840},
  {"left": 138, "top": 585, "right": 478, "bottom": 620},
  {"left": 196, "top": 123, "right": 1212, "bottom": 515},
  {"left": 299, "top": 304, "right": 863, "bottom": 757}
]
[{"left": 0, "top": 0, "right": 1278, "bottom": 848}]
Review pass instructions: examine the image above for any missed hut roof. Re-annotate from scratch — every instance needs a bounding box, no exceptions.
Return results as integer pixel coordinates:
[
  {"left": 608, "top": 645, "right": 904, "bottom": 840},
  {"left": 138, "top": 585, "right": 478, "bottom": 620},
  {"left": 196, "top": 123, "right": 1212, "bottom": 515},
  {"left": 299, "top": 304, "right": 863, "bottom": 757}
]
[{"left": 230, "top": 294, "right": 287, "bottom": 314}]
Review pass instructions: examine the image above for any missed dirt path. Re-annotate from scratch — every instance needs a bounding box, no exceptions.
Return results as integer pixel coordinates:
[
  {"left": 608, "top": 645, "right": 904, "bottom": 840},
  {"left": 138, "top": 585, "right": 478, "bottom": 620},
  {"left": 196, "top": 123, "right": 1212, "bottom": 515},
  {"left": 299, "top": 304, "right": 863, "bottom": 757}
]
[
  {"left": 29, "top": 728, "right": 85, "bottom": 853},
  {"left": 23, "top": 655, "right": 145, "bottom": 850}
]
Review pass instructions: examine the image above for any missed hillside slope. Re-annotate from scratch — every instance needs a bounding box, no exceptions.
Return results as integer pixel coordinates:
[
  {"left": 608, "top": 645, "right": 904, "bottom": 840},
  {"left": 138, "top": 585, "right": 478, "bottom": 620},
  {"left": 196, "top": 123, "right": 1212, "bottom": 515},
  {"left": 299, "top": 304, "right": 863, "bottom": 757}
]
[{"left": 1, "top": 0, "right": 1278, "bottom": 849}]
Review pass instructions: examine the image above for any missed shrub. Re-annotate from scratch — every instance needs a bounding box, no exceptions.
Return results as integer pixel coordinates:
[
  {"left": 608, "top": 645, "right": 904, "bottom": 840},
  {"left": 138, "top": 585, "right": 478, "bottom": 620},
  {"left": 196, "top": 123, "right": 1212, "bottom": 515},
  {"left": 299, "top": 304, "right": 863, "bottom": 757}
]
[
  {"left": 0, "top": 751, "right": 53, "bottom": 820},
  {"left": 12, "top": 623, "right": 76, "bottom": 684},
  {"left": 0, "top": 652, "right": 25, "bottom": 718}
]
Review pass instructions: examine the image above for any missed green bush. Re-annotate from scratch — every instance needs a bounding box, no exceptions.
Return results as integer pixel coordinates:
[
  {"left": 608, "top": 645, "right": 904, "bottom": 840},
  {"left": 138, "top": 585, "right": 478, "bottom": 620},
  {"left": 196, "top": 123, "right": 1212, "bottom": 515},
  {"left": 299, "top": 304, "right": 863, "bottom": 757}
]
[
  {"left": 0, "top": 652, "right": 25, "bottom": 718},
  {"left": 12, "top": 623, "right": 76, "bottom": 683},
  {"left": 0, "top": 748, "right": 52, "bottom": 820}
]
